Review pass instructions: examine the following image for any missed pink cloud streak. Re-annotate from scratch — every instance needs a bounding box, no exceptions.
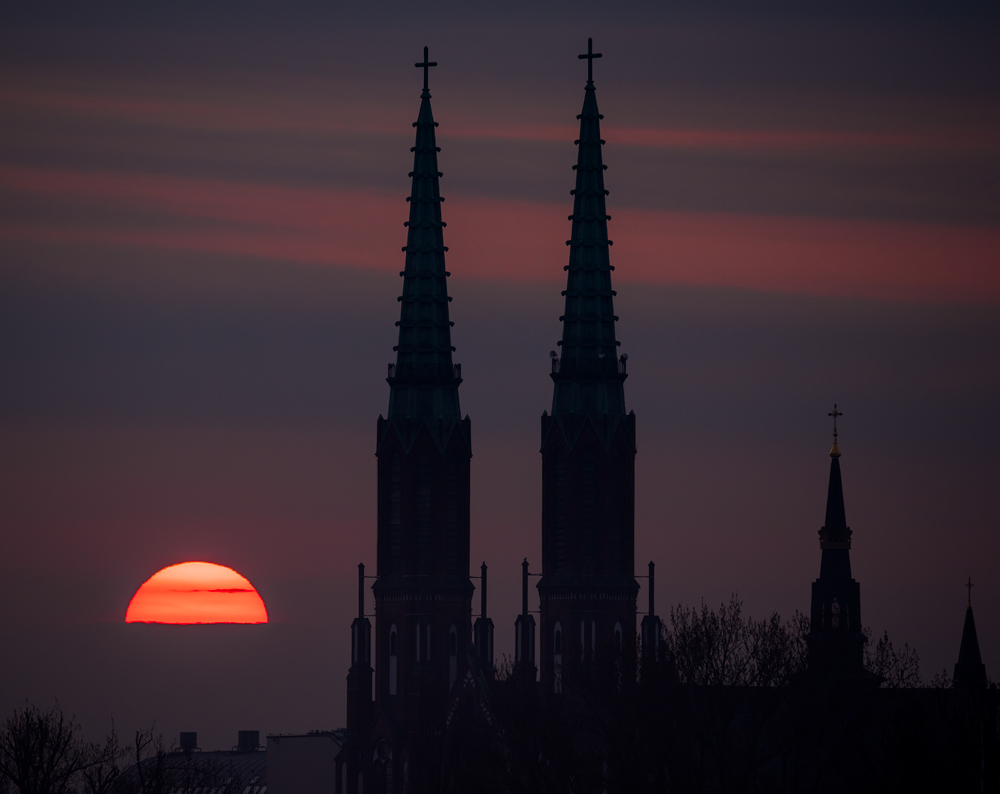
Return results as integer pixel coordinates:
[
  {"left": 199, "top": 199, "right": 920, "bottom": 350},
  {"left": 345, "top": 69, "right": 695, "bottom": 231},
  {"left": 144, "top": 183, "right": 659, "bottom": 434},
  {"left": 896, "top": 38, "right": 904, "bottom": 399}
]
[
  {"left": 5, "top": 85, "right": 996, "bottom": 154},
  {"left": 2, "top": 164, "right": 998, "bottom": 303}
]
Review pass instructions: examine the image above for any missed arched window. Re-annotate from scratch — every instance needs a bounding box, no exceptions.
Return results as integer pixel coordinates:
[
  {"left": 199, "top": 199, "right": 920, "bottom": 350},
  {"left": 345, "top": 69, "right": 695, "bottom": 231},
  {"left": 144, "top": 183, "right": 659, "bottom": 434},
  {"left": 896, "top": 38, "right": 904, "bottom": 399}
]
[
  {"left": 831, "top": 599, "right": 840, "bottom": 629},
  {"left": 388, "top": 455, "right": 402, "bottom": 572},
  {"left": 445, "top": 458, "right": 460, "bottom": 575},
  {"left": 554, "top": 455, "right": 566, "bottom": 573},
  {"left": 416, "top": 453, "right": 432, "bottom": 570},
  {"left": 388, "top": 625, "right": 398, "bottom": 696},
  {"left": 553, "top": 622, "right": 563, "bottom": 694},
  {"left": 614, "top": 622, "right": 623, "bottom": 653},
  {"left": 373, "top": 740, "right": 392, "bottom": 794},
  {"left": 449, "top": 625, "right": 458, "bottom": 690},
  {"left": 580, "top": 450, "right": 596, "bottom": 576}
]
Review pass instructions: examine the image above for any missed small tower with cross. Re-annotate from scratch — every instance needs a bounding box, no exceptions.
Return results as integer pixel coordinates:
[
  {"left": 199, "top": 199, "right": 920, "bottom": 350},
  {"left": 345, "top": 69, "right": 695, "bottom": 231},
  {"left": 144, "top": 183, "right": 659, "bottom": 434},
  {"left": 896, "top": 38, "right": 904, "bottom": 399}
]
[
  {"left": 808, "top": 405, "right": 865, "bottom": 676},
  {"left": 954, "top": 577, "right": 988, "bottom": 689}
]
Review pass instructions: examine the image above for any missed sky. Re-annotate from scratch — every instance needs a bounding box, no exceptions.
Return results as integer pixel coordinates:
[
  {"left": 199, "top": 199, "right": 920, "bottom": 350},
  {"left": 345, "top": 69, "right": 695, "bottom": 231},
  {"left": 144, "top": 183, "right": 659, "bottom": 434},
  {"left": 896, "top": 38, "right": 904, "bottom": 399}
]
[{"left": 1, "top": 1, "right": 998, "bottom": 749}]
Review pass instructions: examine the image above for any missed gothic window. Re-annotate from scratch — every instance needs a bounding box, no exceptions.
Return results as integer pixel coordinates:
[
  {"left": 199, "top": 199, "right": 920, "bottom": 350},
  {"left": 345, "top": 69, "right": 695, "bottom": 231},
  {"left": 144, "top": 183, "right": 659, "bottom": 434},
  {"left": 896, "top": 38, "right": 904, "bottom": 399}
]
[
  {"left": 449, "top": 625, "right": 458, "bottom": 690},
  {"left": 389, "top": 455, "right": 402, "bottom": 571},
  {"left": 389, "top": 625, "right": 398, "bottom": 696},
  {"left": 831, "top": 599, "right": 840, "bottom": 629},
  {"left": 614, "top": 622, "right": 623, "bottom": 653},
  {"left": 373, "top": 740, "right": 392, "bottom": 794},
  {"left": 610, "top": 449, "right": 624, "bottom": 576},
  {"left": 445, "top": 457, "right": 460, "bottom": 575},
  {"left": 553, "top": 622, "right": 563, "bottom": 694},
  {"left": 416, "top": 453, "right": 432, "bottom": 571},
  {"left": 554, "top": 454, "right": 566, "bottom": 573},
  {"left": 581, "top": 450, "right": 597, "bottom": 576}
]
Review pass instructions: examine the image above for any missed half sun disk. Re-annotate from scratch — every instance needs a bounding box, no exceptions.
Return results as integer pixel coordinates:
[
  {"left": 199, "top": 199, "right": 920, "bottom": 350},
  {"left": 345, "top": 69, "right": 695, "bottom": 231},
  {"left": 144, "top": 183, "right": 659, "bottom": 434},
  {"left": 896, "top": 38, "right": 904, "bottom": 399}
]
[{"left": 125, "top": 561, "right": 268, "bottom": 624}]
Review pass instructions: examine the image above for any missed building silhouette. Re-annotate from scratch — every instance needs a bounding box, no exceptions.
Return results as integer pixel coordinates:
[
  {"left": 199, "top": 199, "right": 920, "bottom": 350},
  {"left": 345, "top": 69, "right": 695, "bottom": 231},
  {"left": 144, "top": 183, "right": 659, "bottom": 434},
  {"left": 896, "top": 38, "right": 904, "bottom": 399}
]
[
  {"left": 342, "top": 47, "right": 475, "bottom": 794},
  {"left": 334, "top": 43, "right": 997, "bottom": 794},
  {"left": 807, "top": 407, "right": 865, "bottom": 676},
  {"left": 538, "top": 38, "right": 639, "bottom": 697}
]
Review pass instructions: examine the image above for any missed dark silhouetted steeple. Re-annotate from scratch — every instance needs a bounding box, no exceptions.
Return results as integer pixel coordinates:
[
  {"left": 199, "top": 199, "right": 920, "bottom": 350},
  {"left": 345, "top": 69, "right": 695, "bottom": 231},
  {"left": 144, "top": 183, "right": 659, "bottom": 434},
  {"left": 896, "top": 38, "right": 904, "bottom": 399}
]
[
  {"left": 954, "top": 579, "right": 988, "bottom": 689},
  {"left": 346, "top": 49, "right": 473, "bottom": 794},
  {"left": 381, "top": 46, "right": 464, "bottom": 453},
  {"left": 549, "top": 38, "right": 629, "bottom": 441},
  {"left": 808, "top": 405, "right": 864, "bottom": 675},
  {"left": 538, "top": 40, "right": 637, "bottom": 695}
]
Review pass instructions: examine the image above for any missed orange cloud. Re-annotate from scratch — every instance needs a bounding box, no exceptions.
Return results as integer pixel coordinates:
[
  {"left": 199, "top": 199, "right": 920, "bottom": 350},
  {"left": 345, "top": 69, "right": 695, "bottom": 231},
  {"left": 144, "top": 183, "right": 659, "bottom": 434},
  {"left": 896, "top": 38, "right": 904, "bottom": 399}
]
[{"left": 2, "top": 164, "right": 998, "bottom": 303}]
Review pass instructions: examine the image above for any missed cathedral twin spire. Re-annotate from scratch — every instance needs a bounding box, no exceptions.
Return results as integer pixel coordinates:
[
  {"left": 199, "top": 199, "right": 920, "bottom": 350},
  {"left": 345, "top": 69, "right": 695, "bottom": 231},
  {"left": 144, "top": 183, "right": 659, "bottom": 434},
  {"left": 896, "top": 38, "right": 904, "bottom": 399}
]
[
  {"left": 381, "top": 47, "right": 464, "bottom": 452},
  {"left": 552, "top": 39, "right": 627, "bottom": 421}
]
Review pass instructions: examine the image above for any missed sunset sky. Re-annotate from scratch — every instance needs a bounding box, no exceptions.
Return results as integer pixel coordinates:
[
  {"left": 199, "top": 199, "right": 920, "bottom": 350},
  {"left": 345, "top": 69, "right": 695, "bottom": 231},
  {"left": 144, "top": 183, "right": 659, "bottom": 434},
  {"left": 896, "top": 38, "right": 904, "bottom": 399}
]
[{"left": 2, "top": 1, "right": 998, "bottom": 749}]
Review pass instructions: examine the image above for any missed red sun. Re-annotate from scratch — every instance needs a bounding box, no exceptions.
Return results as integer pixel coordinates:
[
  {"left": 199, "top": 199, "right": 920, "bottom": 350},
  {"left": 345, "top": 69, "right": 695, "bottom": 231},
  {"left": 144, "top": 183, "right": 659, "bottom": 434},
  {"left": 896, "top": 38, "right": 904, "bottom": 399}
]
[{"left": 125, "top": 561, "right": 268, "bottom": 624}]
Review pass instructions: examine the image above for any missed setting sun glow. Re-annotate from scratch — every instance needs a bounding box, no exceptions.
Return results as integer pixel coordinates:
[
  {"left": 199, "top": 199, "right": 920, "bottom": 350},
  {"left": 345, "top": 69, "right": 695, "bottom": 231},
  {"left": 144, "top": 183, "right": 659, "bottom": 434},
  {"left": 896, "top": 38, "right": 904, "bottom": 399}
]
[{"left": 125, "top": 562, "right": 268, "bottom": 624}]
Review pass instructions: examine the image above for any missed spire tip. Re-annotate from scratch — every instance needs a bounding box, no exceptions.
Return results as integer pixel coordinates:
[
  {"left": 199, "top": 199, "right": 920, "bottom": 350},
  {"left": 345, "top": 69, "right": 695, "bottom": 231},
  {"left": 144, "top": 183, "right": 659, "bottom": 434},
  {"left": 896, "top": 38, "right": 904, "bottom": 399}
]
[{"left": 828, "top": 403, "right": 842, "bottom": 457}]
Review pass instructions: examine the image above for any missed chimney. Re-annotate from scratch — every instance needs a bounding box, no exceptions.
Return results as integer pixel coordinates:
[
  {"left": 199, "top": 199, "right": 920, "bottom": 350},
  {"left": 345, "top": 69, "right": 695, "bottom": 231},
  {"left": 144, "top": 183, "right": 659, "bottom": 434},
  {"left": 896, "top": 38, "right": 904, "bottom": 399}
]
[
  {"left": 237, "top": 731, "right": 260, "bottom": 753},
  {"left": 179, "top": 732, "right": 198, "bottom": 756}
]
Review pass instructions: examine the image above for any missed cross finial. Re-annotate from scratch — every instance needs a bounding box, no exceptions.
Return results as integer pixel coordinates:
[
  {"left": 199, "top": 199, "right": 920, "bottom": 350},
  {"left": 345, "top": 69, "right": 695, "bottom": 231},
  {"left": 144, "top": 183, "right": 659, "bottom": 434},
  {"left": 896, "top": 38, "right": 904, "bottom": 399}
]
[
  {"left": 828, "top": 404, "right": 843, "bottom": 437},
  {"left": 415, "top": 46, "right": 437, "bottom": 94},
  {"left": 578, "top": 37, "right": 602, "bottom": 84},
  {"left": 966, "top": 576, "right": 974, "bottom": 606}
]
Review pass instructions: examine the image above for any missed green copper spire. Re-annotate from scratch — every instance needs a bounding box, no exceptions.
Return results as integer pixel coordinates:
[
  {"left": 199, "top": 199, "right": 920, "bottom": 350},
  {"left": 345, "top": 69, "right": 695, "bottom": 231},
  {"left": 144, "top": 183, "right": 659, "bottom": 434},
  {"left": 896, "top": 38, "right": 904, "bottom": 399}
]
[
  {"left": 550, "top": 39, "right": 629, "bottom": 443},
  {"left": 380, "top": 48, "right": 464, "bottom": 452}
]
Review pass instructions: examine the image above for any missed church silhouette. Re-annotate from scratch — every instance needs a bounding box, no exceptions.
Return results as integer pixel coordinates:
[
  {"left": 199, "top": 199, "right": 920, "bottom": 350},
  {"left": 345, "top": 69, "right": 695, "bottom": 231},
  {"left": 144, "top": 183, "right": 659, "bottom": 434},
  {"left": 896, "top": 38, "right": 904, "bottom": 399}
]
[{"left": 327, "top": 43, "right": 996, "bottom": 794}]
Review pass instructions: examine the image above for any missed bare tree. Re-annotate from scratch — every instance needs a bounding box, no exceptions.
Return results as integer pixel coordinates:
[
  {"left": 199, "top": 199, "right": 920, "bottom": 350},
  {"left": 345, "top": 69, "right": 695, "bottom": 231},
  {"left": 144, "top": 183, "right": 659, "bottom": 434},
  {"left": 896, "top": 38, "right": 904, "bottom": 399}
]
[
  {"left": 864, "top": 629, "right": 921, "bottom": 688},
  {"left": 0, "top": 705, "right": 84, "bottom": 794},
  {"left": 77, "top": 726, "right": 123, "bottom": 794}
]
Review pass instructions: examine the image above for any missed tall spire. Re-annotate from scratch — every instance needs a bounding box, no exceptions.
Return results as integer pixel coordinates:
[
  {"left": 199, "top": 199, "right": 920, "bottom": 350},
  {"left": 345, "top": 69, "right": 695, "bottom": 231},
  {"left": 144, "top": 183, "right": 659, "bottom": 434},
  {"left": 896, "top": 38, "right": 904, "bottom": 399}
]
[
  {"left": 382, "top": 46, "right": 463, "bottom": 451},
  {"left": 954, "top": 579, "right": 987, "bottom": 688},
  {"left": 537, "top": 40, "right": 638, "bottom": 696},
  {"left": 820, "top": 405, "right": 852, "bottom": 568},
  {"left": 551, "top": 37, "right": 628, "bottom": 430},
  {"left": 808, "top": 407, "right": 864, "bottom": 675}
]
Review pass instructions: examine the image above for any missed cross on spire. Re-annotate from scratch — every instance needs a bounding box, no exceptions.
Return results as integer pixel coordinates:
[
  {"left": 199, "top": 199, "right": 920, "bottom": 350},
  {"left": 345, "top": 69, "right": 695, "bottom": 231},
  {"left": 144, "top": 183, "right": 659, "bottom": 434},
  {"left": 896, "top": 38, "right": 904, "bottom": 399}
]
[
  {"left": 828, "top": 403, "right": 843, "bottom": 437},
  {"left": 578, "top": 37, "right": 602, "bottom": 84},
  {"left": 967, "top": 576, "right": 974, "bottom": 605},
  {"left": 415, "top": 46, "right": 437, "bottom": 93}
]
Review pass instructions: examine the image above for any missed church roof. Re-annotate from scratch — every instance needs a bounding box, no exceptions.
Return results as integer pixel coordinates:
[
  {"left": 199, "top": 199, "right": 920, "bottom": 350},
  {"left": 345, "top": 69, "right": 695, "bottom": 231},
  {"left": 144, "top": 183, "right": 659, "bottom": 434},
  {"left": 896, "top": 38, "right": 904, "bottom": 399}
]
[
  {"left": 548, "top": 40, "right": 631, "bottom": 448},
  {"left": 380, "top": 49, "right": 467, "bottom": 453}
]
